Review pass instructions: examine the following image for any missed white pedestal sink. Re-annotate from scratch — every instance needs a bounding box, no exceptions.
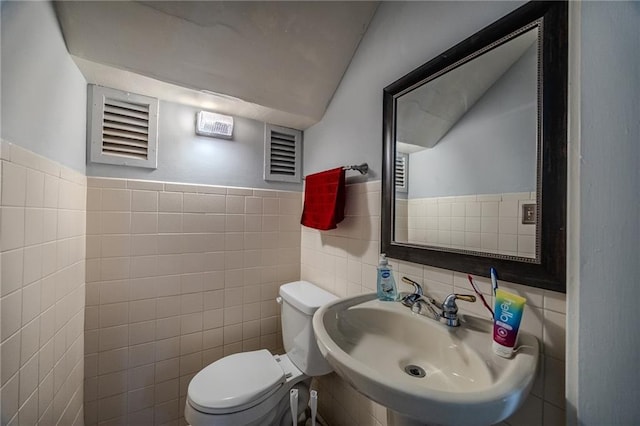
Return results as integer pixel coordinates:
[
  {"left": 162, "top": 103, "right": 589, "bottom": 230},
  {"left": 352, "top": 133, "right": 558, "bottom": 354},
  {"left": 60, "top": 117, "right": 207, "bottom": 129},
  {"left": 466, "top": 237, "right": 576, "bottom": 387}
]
[{"left": 312, "top": 293, "right": 539, "bottom": 426}]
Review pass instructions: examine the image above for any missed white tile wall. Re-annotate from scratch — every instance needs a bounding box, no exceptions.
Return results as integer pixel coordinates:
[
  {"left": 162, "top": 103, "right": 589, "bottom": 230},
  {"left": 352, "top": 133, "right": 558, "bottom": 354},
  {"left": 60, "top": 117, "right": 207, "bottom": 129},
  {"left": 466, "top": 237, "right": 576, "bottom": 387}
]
[
  {"left": 84, "top": 177, "right": 300, "bottom": 425},
  {"left": 0, "top": 141, "right": 564, "bottom": 426},
  {"left": 302, "top": 181, "right": 565, "bottom": 426},
  {"left": 0, "top": 141, "right": 86, "bottom": 426},
  {"left": 397, "top": 192, "right": 537, "bottom": 258}
]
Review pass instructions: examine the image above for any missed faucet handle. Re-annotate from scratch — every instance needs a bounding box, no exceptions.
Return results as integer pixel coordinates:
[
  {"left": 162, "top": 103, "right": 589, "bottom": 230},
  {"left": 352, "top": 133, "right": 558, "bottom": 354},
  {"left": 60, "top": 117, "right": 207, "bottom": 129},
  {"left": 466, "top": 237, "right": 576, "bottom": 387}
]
[
  {"left": 441, "top": 293, "right": 476, "bottom": 327},
  {"left": 452, "top": 293, "right": 476, "bottom": 303},
  {"left": 401, "top": 276, "right": 423, "bottom": 296},
  {"left": 442, "top": 293, "right": 476, "bottom": 310}
]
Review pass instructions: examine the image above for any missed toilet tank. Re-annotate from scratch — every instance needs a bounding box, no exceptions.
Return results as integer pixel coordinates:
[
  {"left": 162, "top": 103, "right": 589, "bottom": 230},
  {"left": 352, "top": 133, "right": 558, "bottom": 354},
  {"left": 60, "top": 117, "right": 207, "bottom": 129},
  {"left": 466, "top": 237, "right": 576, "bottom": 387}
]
[{"left": 278, "top": 281, "right": 337, "bottom": 376}]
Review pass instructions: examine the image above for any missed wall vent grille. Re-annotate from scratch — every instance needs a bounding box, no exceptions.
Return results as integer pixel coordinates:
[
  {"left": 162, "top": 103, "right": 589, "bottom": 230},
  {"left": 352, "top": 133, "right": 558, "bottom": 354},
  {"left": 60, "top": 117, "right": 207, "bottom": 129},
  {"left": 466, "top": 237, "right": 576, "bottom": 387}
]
[
  {"left": 264, "top": 124, "right": 302, "bottom": 183},
  {"left": 396, "top": 152, "right": 408, "bottom": 193},
  {"left": 89, "top": 85, "right": 158, "bottom": 168}
]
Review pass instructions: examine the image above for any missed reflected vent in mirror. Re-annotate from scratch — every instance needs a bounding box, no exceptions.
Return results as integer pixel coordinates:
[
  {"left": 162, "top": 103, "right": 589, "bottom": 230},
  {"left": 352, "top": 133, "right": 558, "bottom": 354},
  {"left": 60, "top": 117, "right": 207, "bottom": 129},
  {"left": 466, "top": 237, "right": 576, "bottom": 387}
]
[
  {"left": 395, "top": 153, "right": 408, "bottom": 193},
  {"left": 264, "top": 123, "right": 302, "bottom": 183},
  {"left": 89, "top": 85, "right": 158, "bottom": 169}
]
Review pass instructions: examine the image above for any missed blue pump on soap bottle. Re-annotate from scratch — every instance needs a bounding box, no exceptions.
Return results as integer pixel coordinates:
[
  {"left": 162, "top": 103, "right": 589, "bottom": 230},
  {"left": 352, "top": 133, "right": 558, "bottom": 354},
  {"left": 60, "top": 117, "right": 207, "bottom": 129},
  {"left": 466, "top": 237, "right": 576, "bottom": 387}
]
[{"left": 376, "top": 254, "right": 398, "bottom": 301}]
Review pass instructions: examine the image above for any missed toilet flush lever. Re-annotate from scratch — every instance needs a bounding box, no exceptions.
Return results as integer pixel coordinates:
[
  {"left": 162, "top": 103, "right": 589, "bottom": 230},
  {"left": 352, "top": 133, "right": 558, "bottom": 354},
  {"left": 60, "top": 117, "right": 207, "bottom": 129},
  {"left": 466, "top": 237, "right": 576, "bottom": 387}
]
[{"left": 276, "top": 296, "right": 283, "bottom": 305}]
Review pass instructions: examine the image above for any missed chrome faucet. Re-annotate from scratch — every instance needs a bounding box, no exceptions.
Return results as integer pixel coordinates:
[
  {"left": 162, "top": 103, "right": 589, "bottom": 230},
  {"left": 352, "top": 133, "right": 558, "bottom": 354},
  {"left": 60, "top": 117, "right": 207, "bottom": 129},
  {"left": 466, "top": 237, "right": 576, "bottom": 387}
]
[{"left": 400, "top": 277, "right": 476, "bottom": 327}]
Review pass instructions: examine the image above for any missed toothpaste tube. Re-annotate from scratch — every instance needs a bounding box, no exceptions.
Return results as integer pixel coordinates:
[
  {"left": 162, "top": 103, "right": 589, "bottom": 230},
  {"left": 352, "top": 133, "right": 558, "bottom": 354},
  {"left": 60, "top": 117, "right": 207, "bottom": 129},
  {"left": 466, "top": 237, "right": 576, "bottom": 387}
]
[{"left": 492, "top": 289, "right": 526, "bottom": 358}]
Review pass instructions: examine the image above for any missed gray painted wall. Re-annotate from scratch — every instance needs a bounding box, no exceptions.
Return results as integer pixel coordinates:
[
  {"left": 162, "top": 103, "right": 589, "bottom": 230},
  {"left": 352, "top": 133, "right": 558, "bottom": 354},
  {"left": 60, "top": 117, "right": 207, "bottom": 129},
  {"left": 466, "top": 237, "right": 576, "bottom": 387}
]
[
  {"left": 1, "top": 1, "right": 87, "bottom": 172},
  {"left": 86, "top": 100, "right": 303, "bottom": 191},
  {"left": 303, "top": 1, "right": 524, "bottom": 181},
  {"left": 1, "top": 2, "right": 301, "bottom": 191},
  {"left": 408, "top": 45, "right": 537, "bottom": 198},
  {"left": 573, "top": 2, "right": 640, "bottom": 423}
]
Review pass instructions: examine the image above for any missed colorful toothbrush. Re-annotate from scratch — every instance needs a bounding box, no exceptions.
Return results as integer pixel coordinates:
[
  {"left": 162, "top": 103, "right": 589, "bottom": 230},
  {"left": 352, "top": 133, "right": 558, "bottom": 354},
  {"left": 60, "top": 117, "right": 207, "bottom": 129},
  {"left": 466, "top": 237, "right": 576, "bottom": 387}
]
[
  {"left": 467, "top": 274, "right": 494, "bottom": 318},
  {"left": 490, "top": 267, "right": 499, "bottom": 296}
]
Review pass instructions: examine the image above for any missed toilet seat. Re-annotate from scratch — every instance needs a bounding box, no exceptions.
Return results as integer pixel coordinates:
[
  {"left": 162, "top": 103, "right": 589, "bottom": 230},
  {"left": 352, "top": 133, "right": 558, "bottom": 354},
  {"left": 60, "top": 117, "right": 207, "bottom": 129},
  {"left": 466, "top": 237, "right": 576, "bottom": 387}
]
[{"left": 187, "top": 349, "right": 287, "bottom": 415}]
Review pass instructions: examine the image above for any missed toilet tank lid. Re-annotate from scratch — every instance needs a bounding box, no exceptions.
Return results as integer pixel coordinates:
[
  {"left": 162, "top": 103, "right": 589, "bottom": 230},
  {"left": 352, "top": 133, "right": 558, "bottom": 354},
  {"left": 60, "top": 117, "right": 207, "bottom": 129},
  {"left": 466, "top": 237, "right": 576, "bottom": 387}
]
[{"left": 279, "top": 281, "right": 337, "bottom": 315}]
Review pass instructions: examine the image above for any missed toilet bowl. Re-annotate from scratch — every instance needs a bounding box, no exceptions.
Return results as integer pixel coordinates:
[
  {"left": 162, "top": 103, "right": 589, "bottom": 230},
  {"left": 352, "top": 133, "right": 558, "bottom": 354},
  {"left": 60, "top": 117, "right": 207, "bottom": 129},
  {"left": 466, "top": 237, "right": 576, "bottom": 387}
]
[{"left": 184, "top": 281, "right": 337, "bottom": 425}]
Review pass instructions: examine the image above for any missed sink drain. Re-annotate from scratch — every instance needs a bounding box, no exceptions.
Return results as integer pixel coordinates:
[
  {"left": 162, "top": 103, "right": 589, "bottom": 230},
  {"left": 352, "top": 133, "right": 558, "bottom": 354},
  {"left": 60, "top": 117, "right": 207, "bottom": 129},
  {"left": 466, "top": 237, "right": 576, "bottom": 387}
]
[{"left": 404, "top": 364, "right": 426, "bottom": 378}]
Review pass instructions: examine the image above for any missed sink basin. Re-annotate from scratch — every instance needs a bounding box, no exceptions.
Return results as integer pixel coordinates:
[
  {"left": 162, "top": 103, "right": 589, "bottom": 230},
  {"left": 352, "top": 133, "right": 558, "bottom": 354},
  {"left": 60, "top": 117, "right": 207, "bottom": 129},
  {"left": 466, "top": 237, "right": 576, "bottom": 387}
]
[{"left": 312, "top": 293, "right": 539, "bottom": 426}]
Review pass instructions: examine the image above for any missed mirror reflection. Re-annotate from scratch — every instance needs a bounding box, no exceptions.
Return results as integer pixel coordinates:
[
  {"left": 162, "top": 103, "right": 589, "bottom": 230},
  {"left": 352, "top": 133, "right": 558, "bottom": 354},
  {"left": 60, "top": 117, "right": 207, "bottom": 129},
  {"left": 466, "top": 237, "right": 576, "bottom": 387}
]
[{"left": 394, "top": 26, "right": 539, "bottom": 259}]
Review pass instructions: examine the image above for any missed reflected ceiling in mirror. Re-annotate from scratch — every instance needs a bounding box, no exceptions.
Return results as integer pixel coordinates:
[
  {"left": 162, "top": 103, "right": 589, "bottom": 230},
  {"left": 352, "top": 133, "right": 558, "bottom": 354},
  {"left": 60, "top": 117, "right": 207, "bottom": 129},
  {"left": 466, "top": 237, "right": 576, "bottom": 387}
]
[{"left": 395, "top": 26, "right": 540, "bottom": 260}]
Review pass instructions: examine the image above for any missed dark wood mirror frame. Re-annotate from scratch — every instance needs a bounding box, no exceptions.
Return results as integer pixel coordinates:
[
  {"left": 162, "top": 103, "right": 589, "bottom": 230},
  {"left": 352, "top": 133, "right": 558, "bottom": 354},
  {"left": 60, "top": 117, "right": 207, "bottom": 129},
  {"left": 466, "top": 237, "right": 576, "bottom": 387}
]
[{"left": 381, "top": 1, "right": 568, "bottom": 292}]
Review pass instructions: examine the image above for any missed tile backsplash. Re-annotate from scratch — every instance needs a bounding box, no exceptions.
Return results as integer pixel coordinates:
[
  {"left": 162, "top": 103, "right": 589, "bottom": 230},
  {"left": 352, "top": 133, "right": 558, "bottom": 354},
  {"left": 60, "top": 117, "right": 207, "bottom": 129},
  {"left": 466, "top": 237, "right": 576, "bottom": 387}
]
[
  {"left": 302, "top": 181, "right": 565, "bottom": 426},
  {"left": 1, "top": 142, "right": 86, "bottom": 426},
  {"left": 84, "top": 177, "right": 300, "bottom": 425}
]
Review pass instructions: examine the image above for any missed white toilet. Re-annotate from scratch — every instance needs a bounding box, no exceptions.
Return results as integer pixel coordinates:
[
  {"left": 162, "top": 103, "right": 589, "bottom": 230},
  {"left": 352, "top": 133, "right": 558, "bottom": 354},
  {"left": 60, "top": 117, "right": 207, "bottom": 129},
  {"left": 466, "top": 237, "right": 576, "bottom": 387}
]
[{"left": 184, "top": 281, "right": 337, "bottom": 426}]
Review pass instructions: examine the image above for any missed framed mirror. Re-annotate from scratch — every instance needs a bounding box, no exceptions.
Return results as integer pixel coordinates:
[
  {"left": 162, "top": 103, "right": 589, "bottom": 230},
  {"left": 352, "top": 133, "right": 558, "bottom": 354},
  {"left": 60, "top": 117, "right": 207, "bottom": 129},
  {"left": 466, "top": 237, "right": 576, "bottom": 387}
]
[{"left": 382, "top": 2, "right": 567, "bottom": 292}]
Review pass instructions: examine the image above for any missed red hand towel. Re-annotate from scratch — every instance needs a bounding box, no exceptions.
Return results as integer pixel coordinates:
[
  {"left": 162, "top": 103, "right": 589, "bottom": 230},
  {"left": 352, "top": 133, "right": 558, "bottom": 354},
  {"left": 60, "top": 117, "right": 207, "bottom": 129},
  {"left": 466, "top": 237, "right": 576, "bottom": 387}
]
[{"left": 301, "top": 167, "right": 346, "bottom": 230}]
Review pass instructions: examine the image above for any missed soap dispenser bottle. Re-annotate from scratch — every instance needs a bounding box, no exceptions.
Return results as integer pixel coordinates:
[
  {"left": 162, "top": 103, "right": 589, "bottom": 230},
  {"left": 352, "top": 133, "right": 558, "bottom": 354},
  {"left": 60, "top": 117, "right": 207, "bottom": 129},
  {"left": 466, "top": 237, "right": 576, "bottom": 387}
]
[{"left": 377, "top": 254, "right": 398, "bottom": 301}]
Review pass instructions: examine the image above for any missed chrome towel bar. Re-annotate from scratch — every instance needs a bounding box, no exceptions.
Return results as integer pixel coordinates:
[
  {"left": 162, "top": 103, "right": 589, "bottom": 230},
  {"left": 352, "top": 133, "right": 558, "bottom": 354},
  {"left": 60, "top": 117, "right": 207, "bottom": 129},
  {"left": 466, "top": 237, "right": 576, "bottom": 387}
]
[{"left": 342, "top": 163, "right": 368, "bottom": 175}]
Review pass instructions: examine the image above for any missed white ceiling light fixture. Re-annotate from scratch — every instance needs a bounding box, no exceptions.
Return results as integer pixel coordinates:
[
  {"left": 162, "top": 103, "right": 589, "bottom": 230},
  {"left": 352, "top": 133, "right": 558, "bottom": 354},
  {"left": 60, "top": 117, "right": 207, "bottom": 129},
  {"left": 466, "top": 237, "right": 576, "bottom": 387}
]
[{"left": 196, "top": 111, "right": 234, "bottom": 139}]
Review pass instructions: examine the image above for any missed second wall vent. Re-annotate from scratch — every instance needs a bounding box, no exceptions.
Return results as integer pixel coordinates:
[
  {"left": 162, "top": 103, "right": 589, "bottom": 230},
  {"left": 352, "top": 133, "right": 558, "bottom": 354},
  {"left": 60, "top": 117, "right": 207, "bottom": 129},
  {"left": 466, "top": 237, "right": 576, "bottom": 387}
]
[
  {"left": 264, "top": 124, "right": 302, "bottom": 183},
  {"left": 89, "top": 85, "right": 159, "bottom": 169},
  {"left": 395, "top": 152, "right": 409, "bottom": 193}
]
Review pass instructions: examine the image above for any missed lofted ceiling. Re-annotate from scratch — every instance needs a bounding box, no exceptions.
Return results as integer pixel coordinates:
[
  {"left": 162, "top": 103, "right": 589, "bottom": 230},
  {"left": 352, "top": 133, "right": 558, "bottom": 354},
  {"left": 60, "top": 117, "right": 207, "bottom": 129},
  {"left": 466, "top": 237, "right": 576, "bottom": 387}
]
[{"left": 54, "top": 1, "right": 379, "bottom": 130}]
